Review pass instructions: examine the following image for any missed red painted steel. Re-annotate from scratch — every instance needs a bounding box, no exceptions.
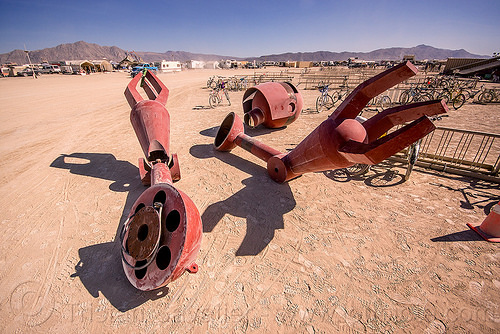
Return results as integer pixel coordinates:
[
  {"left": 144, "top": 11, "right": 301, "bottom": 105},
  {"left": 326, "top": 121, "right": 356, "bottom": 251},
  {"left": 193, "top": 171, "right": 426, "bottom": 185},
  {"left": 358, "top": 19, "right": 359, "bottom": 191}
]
[
  {"left": 122, "top": 70, "right": 202, "bottom": 291},
  {"left": 215, "top": 62, "right": 448, "bottom": 183},
  {"left": 243, "top": 82, "right": 303, "bottom": 128},
  {"left": 127, "top": 70, "right": 170, "bottom": 162}
]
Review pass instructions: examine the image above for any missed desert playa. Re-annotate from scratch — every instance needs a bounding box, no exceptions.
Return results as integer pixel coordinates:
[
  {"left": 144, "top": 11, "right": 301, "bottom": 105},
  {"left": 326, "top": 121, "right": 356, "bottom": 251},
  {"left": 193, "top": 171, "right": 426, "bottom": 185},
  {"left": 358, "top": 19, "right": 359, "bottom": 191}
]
[{"left": 0, "top": 69, "right": 499, "bottom": 333}]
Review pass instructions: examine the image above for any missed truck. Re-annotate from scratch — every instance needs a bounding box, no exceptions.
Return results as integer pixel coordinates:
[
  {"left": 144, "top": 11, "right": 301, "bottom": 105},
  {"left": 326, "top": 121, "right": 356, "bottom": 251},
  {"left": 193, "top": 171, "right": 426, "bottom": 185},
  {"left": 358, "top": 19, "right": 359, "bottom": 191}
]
[{"left": 130, "top": 63, "right": 158, "bottom": 77}]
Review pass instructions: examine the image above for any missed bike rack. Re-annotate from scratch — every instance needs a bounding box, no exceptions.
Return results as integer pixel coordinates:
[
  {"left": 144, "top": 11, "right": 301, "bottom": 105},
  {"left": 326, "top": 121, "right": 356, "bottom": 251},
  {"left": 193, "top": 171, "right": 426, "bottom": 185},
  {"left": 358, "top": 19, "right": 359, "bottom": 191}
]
[
  {"left": 390, "top": 126, "right": 500, "bottom": 183},
  {"left": 214, "top": 62, "right": 448, "bottom": 183},
  {"left": 122, "top": 70, "right": 202, "bottom": 290}
]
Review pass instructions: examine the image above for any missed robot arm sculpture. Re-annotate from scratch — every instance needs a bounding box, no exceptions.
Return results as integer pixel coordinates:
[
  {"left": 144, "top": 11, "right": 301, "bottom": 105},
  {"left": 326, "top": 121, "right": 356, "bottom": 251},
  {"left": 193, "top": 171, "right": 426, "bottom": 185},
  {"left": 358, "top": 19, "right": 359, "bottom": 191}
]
[
  {"left": 121, "top": 70, "right": 202, "bottom": 291},
  {"left": 214, "top": 61, "right": 448, "bottom": 183}
]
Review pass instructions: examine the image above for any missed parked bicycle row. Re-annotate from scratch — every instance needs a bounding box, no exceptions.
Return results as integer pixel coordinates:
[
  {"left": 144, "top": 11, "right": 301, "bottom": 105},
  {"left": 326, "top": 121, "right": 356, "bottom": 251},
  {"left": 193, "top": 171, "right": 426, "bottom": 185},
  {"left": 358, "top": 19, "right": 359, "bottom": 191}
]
[
  {"left": 207, "top": 73, "right": 293, "bottom": 91},
  {"left": 315, "top": 82, "right": 352, "bottom": 113},
  {"left": 397, "top": 83, "right": 497, "bottom": 109},
  {"left": 423, "top": 75, "right": 479, "bottom": 90},
  {"left": 206, "top": 75, "right": 249, "bottom": 91},
  {"left": 314, "top": 81, "right": 498, "bottom": 114},
  {"left": 247, "top": 72, "right": 295, "bottom": 85}
]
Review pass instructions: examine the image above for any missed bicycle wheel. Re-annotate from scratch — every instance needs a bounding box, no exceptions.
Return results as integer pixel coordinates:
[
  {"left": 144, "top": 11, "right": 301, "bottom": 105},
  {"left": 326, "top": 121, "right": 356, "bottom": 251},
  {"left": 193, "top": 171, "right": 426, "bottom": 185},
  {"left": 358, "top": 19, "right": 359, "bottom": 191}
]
[
  {"left": 399, "top": 90, "right": 411, "bottom": 105},
  {"left": 209, "top": 94, "right": 218, "bottom": 108},
  {"left": 417, "top": 92, "right": 433, "bottom": 102},
  {"left": 452, "top": 94, "right": 466, "bottom": 110},
  {"left": 380, "top": 95, "right": 391, "bottom": 110},
  {"left": 330, "top": 91, "right": 340, "bottom": 104},
  {"left": 340, "top": 90, "right": 350, "bottom": 103},
  {"left": 438, "top": 79, "right": 449, "bottom": 89},
  {"left": 404, "top": 140, "right": 420, "bottom": 181},
  {"left": 316, "top": 95, "right": 333, "bottom": 112},
  {"left": 345, "top": 164, "right": 371, "bottom": 176},
  {"left": 230, "top": 78, "right": 238, "bottom": 91},
  {"left": 324, "top": 94, "right": 334, "bottom": 110},
  {"left": 241, "top": 79, "right": 248, "bottom": 90},
  {"left": 316, "top": 96, "right": 324, "bottom": 112},
  {"left": 437, "top": 92, "right": 450, "bottom": 105},
  {"left": 481, "top": 91, "right": 494, "bottom": 103},
  {"left": 462, "top": 89, "right": 473, "bottom": 100}
]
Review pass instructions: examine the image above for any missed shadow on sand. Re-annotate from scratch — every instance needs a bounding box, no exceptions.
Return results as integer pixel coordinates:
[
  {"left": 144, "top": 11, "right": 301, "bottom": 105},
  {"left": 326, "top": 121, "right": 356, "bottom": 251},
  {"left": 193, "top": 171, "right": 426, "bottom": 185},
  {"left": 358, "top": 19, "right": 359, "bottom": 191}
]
[
  {"left": 190, "top": 143, "right": 296, "bottom": 256},
  {"left": 51, "top": 152, "right": 169, "bottom": 311}
]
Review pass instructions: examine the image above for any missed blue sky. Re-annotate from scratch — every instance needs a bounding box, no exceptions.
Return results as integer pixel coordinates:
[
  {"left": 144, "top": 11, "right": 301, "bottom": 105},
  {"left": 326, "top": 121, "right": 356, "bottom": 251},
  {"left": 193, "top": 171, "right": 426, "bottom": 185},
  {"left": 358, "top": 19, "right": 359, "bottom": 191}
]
[{"left": 0, "top": 0, "right": 498, "bottom": 57}]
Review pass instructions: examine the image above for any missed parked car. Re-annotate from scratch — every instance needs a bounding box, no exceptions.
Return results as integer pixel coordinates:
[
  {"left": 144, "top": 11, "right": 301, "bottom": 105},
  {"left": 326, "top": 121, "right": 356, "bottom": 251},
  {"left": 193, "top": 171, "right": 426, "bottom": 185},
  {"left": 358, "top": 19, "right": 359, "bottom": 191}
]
[
  {"left": 40, "top": 64, "right": 61, "bottom": 74},
  {"left": 17, "top": 67, "right": 41, "bottom": 77},
  {"left": 131, "top": 63, "right": 158, "bottom": 77},
  {"left": 60, "top": 65, "right": 74, "bottom": 74}
]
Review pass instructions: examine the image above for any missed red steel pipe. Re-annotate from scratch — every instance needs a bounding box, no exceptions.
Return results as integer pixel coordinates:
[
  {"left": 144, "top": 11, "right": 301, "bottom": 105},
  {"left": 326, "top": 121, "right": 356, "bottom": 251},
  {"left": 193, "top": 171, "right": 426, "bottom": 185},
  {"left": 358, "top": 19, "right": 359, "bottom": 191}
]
[
  {"left": 216, "top": 112, "right": 281, "bottom": 161},
  {"left": 215, "top": 62, "right": 448, "bottom": 183},
  {"left": 121, "top": 70, "right": 202, "bottom": 291}
]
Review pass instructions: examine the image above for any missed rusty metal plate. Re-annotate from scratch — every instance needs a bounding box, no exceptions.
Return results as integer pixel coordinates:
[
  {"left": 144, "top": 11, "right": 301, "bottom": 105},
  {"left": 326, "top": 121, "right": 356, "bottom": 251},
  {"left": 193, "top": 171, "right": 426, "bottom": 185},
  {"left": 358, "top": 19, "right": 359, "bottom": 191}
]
[{"left": 126, "top": 206, "right": 161, "bottom": 261}]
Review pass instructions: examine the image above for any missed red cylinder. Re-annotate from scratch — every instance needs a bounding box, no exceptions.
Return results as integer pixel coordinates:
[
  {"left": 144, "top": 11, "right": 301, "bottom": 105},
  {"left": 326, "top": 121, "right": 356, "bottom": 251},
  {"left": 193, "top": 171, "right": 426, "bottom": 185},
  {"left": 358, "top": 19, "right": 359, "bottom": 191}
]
[
  {"left": 215, "top": 112, "right": 281, "bottom": 161},
  {"left": 130, "top": 100, "right": 171, "bottom": 161},
  {"left": 122, "top": 70, "right": 202, "bottom": 291},
  {"left": 214, "top": 62, "right": 447, "bottom": 184},
  {"left": 242, "top": 82, "right": 303, "bottom": 128},
  {"left": 121, "top": 183, "right": 202, "bottom": 291},
  {"left": 151, "top": 161, "right": 173, "bottom": 185}
]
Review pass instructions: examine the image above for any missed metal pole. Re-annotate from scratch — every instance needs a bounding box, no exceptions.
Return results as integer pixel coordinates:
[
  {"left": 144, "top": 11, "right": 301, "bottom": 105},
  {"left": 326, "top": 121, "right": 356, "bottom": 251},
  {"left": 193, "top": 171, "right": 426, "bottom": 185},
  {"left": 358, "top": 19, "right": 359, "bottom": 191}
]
[{"left": 24, "top": 46, "right": 36, "bottom": 79}]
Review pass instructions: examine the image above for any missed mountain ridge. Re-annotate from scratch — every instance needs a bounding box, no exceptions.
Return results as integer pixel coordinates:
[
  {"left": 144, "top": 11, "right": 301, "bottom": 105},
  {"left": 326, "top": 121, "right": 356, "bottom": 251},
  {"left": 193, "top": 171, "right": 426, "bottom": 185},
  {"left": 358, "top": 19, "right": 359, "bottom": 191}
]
[{"left": 0, "top": 41, "right": 489, "bottom": 65}]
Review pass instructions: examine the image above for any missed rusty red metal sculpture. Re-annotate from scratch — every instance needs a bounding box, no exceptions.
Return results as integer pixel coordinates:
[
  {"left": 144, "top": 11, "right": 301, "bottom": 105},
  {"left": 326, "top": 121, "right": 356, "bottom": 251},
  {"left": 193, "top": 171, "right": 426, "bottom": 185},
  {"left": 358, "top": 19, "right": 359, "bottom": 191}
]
[
  {"left": 122, "top": 70, "right": 202, "bottom": 290},
  {"left": 215, "top": 62, "right": 448, "bottom": 183},
  {"left": 242, "top": 82, "right": 303, "bottom": 128}
]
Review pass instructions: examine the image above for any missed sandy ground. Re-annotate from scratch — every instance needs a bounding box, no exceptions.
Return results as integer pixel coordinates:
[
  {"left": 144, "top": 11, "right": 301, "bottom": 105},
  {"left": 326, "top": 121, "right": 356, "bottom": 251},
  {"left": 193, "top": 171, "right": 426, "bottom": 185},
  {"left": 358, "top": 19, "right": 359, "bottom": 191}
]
[{"left": 0, "top": 69, "right": 499, "bottom": 334}]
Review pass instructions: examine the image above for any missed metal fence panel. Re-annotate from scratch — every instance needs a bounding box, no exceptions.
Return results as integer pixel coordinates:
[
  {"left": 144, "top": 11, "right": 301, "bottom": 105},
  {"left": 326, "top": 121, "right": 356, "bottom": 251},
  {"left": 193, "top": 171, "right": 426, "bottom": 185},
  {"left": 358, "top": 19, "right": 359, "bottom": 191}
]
[{"left": 391, "top": 127, "right": 500, "bottom": 181}]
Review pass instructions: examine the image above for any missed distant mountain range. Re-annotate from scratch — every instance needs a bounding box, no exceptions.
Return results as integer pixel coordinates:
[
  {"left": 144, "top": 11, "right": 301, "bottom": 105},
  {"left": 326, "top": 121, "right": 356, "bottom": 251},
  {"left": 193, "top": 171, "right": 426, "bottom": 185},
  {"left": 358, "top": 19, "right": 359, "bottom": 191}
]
[
  {"left": 253, "top": 45, "right": 489, "bottom": 62},
  {"left": 0, "top": 41, "right": 490, "bottom": 65}
]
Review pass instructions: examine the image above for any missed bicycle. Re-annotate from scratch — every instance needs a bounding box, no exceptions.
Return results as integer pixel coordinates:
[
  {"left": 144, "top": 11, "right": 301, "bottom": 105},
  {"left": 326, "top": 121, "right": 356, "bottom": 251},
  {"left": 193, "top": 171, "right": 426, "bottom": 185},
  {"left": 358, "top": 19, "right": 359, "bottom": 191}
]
[
  {"left": 226, "top": 76, "right": 239, "bottom": 91},
  {"left": 316, "top": 84, "right": 335, "bottom": 112},
  {"left": 403, "top": 114, "right": 448, "bottom": 180},
  {"left": 343, "top": 114, "right": 375, "bottom": 177},
  {"left": 238, "top": 76, "right": 248, "bottom": 91},
  {"left": 206, "top": 75, "right": 220, "bottom": 89},
  {"left": 330, "top": 77, "right": 351, "bottom": 105},
  {"left": 404, "top": 139, "right": 421, "bottom": 181},
  {"left": 399, "top": 84, "right": 433, "bottom": 105},
  {"left": 344, "top": 163, "right": 371, "bottom": 176},
  {"left": 366, "top": 94, "right": 392, "bottom": 111},
  {"left": 343, "top": 114, "right": 447, "bottom": 180},
  {"left": 209, "top": 79, "right": 231, "bottom": 108},
  {"left": 477, "top": 87, "right": 499, "bottom": 103},
  {"left": 436, "top": 87, "right": 466, "bottom": 110},
  {"left": 344, "top": 138, "right": 422, "bottom": 180},
  {"left": 461, "top": 84, "right": 487, "bottom": 103}
]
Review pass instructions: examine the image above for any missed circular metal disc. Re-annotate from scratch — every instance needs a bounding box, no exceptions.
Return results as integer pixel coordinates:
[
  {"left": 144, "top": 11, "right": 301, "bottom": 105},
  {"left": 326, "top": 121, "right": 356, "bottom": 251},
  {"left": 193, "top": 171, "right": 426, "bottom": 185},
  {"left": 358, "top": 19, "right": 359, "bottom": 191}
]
[{"left": 126, "top": 206, "right": 161, "bottom": 261}]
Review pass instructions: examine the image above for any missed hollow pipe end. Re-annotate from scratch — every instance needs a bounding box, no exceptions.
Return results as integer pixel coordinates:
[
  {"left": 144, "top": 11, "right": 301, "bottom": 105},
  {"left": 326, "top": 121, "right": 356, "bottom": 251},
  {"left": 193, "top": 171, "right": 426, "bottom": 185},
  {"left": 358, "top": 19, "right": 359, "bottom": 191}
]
[
  {"left": 267, "top": 154, "right": 300, "bottom": 183},
  {"left": 214, "top": 112, "right": 244, "bottom": 151},
  {"left": 244, "top": 107, "right": 265, "bottom": 128},
  {"left": 267, "top": 156, "right": 287, "bottom": 183},
  {"left": 122, "top": 184, "right": 201, "bottom": 291}
]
